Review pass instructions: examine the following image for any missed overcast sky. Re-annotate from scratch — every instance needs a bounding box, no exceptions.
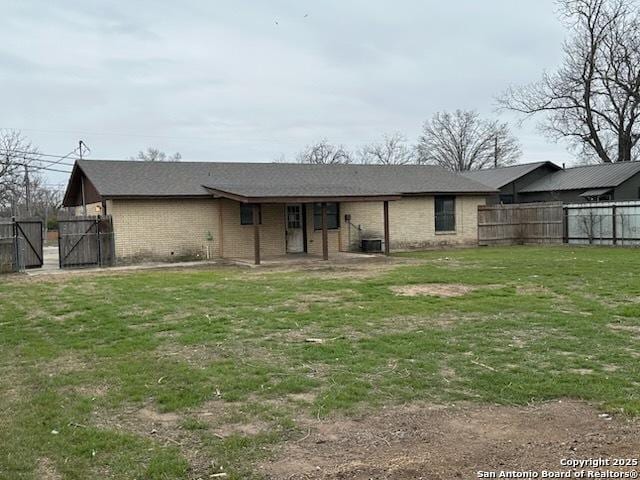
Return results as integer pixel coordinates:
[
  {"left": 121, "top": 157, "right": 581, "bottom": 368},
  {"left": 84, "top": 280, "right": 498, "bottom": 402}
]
[{"left": 1, "top": 0, "right": 571, "bottom": 186}]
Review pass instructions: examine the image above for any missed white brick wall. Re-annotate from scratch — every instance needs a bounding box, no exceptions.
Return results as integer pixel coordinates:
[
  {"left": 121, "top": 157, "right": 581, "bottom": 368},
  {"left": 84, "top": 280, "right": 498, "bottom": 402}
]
[
  {"left": 107, "top": 195, "right": 486, "bottom": 262},
  {"left": 341, "top": 196, "right": 486, "bottom": 251},
  {"left": 108, "top": 198, "right": 220, "bottom": 261},
  {"left": 219, "top": 199, "right": 286, "bottom": 258}
]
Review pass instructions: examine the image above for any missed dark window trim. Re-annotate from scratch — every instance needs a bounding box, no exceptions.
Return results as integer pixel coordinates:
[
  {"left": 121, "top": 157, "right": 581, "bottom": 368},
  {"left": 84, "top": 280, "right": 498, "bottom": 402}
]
[
  {"left": 313, "top": 202, "right": 340, "bottom": 230},
  {"left": 240, "top": 203, "right": 262, "bottom": 225},
  {"left": 499, "top": 194, "right": 514, "bottom": 205}
]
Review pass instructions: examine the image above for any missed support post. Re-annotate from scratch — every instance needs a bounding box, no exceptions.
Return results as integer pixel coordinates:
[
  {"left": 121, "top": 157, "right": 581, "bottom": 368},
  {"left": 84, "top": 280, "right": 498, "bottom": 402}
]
[
  {"left": 383, "top": 201, "right": 390, "bottom": 255},
  {"left": 321, "top": 202, "right": 328, "bottom": 261},
  {"left": 253, "top": 204, "right": 261, "bottom": 265},
  {"left": 562, "top": 207, "right": 569, "bottom": 244}
]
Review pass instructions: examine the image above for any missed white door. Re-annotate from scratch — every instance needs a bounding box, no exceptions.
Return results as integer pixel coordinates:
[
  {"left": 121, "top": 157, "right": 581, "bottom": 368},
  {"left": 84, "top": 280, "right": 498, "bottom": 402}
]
[{"left": 286, "top": 204, "right": 304, "bottom": 253}]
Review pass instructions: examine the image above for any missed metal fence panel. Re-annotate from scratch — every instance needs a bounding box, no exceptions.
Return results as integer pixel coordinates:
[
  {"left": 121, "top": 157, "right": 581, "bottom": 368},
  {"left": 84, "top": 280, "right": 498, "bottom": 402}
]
[{"left": 565, "top": 201, "right": 640, "bottom": 246}]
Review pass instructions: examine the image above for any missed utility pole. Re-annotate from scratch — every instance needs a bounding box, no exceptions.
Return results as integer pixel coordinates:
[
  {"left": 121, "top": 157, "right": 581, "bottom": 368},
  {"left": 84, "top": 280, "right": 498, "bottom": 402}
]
[{"left": 78, "top": 140, "right": 87, "bottom": 215}]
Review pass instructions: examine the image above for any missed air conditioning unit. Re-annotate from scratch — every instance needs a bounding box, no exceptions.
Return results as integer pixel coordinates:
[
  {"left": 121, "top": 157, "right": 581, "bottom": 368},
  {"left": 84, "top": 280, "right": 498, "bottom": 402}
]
[{"left": 361, "top": 238, "right": 383, "bottom": 253}]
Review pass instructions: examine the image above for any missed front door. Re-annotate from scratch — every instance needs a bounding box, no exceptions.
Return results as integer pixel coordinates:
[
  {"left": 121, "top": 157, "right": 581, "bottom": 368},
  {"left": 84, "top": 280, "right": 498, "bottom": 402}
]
[{"left": 286, "top": 204, "right": 304, "bottom": 253}]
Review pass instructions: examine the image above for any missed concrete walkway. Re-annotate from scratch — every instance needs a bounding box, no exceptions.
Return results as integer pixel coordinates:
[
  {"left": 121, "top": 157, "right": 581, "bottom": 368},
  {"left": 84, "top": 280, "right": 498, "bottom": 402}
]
[{"left": 40, "top": 246, "right": 60, "bottom": 273}]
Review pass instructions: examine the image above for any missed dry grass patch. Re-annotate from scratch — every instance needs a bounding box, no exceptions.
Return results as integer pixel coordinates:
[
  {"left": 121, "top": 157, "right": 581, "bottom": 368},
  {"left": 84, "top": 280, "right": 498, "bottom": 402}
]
[
  {"left": 516, "top": 285, "right": 552, "bottom": 295},
  {"left": 249, "top": 256, "right": 427, "bottom": 280},
  {"left": 36, "top": 457, "right": 62, "bottom": 480},
  {"left": 154, "top": 342, "right": 223, "bottom": 366},
  {"left": 282, "top": 289, "right": 360, "bottom": 313},
  {"left": 39, "top": 353, "right": 89, "bottom": 377},
  {"left": 390, "top": 283, "right": 478, "bottom": 298},
  {"left": 608, "top": 323, "right": 640, "bottom": 334}
]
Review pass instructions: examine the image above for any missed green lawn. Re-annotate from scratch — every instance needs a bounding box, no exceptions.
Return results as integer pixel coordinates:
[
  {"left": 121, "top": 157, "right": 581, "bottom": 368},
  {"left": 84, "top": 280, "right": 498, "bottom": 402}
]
[{"left": 1, "top": 246, "right": 639, "bottom": 479}]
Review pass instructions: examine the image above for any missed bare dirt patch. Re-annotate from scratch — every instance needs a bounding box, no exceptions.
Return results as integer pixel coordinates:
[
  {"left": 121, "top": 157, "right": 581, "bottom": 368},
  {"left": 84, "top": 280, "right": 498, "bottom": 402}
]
[
  {"left": 250, "top": 256, "right": 427, "bottom": 280},
  {"left": 36, "top": 458, "right": 62, "bottom": 480},
  {"left": 215, "top": 420, "right": 270, "bottom": 438},
  {"left": 260, "top": 400, "right": 640, "bottom": 480},
  {"left": 391, "top": 283, "right": 477, "bottom": 297}
]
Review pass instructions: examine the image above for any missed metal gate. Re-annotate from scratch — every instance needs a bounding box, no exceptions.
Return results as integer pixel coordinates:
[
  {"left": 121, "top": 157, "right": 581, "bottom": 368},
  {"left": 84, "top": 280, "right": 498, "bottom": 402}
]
[
  {"left": 58, "top": 216, "right": 115, "bottom": 269},
  {"left": 0, "top": 218, "right": 43, "bottom": 272}
]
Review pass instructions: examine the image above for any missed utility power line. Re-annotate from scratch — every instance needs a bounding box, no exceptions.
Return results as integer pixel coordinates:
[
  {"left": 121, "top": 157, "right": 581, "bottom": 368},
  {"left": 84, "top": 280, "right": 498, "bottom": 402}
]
[
  {"left": 8, "top": 148, "right": 80, "bottom": 160},
  {"left": 0, "top": 126, "right": 214, "bottom": 142},
  {"left": 0, "top": 159, "right": 72, "bottom": 174}
]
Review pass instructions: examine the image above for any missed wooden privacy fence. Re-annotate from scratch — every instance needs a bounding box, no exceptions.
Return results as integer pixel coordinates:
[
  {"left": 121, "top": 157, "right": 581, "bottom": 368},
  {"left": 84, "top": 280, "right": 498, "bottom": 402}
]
[
  {"left": 478, "top": 202, "right": 564, "bottom": 246},
  {"left": 0, "top": 218, "right": 44, "bottom": 273},
  {"left": 58, "top": 216, "right": 115, "bottom": 269}
]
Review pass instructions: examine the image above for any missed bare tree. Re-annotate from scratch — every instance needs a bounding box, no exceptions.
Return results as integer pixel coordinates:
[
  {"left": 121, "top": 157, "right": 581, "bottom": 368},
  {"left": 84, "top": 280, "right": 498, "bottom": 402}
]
[
  {"left": 297, "top": 139, "right": 352, "bottom": 164},
  {"left": 358, "top": 133, "right": 416, "bottom": 165},
  {"left": 578, "top": 207, "right": 606, "bottom": 243},
  {"left": 131, "top": 147, "right": 182, "bottom": 162},
  {"left": 30, "top": 183, "right": 63, "bottom": 231},
  {"left": 0, "top": 130, "right": 39, "bottom": 213},
  {"left": 499, "top": 0, "right": 640, "bottom": 163},
  {"left": 415, "top": 110, "right": 521, "bottom": 172}
]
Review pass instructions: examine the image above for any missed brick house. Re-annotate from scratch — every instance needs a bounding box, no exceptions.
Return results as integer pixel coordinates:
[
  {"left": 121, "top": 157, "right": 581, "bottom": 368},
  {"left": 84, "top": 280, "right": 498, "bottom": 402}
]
[
  {"left": 463, "top": 161, "right": 640, "bottom": 204},
  {"left": 62, "top": 160, "right": 496, "bottom": 264},
  {"left": 462, "top": 161, "right": 561, "bottom": 204}
]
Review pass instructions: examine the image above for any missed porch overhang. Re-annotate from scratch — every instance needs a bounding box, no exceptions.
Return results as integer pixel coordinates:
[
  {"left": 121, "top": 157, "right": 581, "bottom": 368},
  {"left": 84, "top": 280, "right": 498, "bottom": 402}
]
[
  {"left": 202, "top": 186, "right": 402, "bottom": 204},
  {"left": 203, "top": 186, "right": 397, "bottom": 265}
]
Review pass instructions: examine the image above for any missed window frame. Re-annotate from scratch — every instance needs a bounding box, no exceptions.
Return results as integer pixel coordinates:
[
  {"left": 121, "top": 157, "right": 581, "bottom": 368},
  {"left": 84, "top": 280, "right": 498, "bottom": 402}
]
[
  {"left": 434, "top": 195, "right": 456, "bottom": 233},
  {"left": 240, "top": 203, "right": 262, "bottom": 225},
  {"left": 499, "top": 194, "right": 514, "bottom": 205},
  {"left": 313, "top": 203, "right": 340, "bottom": 230}
]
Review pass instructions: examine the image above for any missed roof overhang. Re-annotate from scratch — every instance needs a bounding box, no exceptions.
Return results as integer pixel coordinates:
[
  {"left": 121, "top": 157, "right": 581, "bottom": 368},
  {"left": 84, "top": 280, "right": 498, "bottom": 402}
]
[
  {"left": 62, "top": 163, "right": 102, "bottom": 207},
  {"left": 401, "top": 190, "right": 498, "bottom": 197},
  {"left": 203, "top": 186, "right": 402, "bottom": 203},
  {"left": 580, "top": 188, "right": 612, "bottom": 198}
]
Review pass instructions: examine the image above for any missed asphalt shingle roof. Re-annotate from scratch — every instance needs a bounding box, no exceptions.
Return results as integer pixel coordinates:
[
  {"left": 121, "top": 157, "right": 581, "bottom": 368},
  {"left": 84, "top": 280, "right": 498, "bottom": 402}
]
[
  {"left": 520, "top": 161, "right": 640, "bottom": 192},
  {"left": 461, "top": 162, "right": 559, "bottom": 189},
  {"left": 72, "top": 160, "right": 496, "bottom": 200}
]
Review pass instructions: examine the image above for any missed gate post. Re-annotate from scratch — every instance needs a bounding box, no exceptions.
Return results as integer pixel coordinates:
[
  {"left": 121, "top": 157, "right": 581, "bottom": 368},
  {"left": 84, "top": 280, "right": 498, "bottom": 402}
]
[
  {"left": 562, "top": 207, "right": 569, "bottom": 244},
  {"left": 96, "top": 216, "right": 102, "bottom": 267},
  {"left": 11, "top": 216, "right": 18, "bottom": 272},
  {"left": 612, "top": 205, "right": 617, "bottom": 245}
]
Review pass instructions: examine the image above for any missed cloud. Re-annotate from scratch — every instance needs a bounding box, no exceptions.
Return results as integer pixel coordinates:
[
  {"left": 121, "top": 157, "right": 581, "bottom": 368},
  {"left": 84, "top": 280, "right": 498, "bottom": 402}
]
[{"left": 0, "top": 0, "right": 571, "bottom": 184}]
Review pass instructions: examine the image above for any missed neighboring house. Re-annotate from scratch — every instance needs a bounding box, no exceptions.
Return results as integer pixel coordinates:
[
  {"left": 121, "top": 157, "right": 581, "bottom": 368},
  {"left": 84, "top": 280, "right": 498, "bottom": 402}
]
[
  {"left": 462, "top": 161, "right": 561, "bottom": 204},
  {"left": 518, "top": 161, "right": 640, "bottom": 203},
  {"left": 62, "top": 160, "right": 496, "bottom": 264}
]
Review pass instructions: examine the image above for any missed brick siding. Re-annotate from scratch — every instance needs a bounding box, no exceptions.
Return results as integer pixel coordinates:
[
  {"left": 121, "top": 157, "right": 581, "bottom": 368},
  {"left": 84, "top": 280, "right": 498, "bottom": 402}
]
[{"left": 107, "top": 195, "right": 486, "bottom": 262}]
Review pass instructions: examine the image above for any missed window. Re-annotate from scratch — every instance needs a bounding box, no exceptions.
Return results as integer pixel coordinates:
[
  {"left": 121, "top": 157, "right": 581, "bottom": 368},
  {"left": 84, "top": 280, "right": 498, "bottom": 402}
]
[
  {"left": 499, "top": 194, "right": 514, "bottom": 204},
  {"left": 435, "top": 196, "right": 456, "bottom": 232},
  {"left": 286, "top": 205, "right": 302, "bottom": 229},
  {"left": 313, "top": 203, "right": 339, "bottom": 230},
  {"left": 240, "top": 203, "right": 262, "bottom": 225}
]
